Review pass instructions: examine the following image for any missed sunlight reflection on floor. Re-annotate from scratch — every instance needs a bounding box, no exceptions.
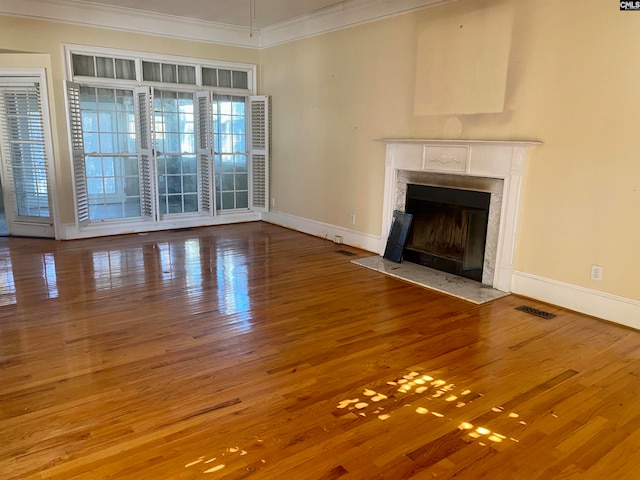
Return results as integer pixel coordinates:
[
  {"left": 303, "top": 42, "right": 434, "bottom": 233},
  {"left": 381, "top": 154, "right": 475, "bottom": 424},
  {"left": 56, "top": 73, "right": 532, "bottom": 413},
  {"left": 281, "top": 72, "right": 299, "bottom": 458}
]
[{"left": 335, "top": 369, "right": 525, "bottom": 447}]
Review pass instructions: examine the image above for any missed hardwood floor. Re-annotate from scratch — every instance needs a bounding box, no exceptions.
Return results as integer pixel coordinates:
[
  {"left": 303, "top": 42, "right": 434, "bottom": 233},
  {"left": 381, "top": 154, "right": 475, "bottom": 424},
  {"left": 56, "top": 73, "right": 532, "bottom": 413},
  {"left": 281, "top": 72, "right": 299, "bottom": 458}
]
[{"left": 1, "top": 222, "right": 640, "bottom": 479}]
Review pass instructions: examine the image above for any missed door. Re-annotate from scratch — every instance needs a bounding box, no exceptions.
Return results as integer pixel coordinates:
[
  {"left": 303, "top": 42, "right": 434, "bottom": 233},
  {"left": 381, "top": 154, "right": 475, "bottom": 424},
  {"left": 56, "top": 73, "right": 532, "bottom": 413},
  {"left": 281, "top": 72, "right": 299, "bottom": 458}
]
[{"left": 0, "top": 72, "right": 55, "bottom": 238}]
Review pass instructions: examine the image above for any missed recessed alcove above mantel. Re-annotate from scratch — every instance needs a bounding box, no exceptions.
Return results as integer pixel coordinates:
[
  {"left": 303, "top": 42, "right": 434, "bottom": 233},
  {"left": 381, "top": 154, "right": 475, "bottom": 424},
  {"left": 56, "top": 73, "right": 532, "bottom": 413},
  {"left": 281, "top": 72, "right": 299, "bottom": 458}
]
[{"left": 377, "top": 138, "right": 541, "bottom": 294}]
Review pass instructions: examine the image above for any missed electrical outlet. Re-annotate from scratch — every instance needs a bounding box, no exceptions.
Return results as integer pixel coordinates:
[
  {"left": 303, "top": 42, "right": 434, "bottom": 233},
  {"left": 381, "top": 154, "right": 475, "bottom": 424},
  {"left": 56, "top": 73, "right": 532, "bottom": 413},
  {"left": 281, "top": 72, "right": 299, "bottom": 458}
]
[
  {"left": 349, "top": 214, "right": 356, "bottom": 225},
  {"left": 271, "top": 198, "right": 275, "bottom": 207},
  {"left": 333, "top": 235, "right": 343, "bottom": 244},
  {"left": 591, "top": 264, "right": 603, "bottom": 281}
]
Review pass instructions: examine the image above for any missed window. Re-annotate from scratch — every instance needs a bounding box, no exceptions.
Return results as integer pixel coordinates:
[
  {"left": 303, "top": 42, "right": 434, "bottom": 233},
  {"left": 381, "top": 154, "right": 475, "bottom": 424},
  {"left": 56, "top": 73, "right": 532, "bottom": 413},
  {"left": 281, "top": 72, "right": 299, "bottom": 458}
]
[
  {"left": 154, "top": 90, "right": 197, "bottom": 215},
  {"left": 66, "top": 47, "right": 268, "bottom": 232},
  {"left": 213, "top": 95, "right": 248, "bottom": 211},
  {"left": 79, "top": 86, "right": 140, "bottom": 220},
  {"left": 142, "top": 62, "right": 196, "bottom": 85},
  {"left": 72, "top": 54, "right": 136, "bottom": 81}
]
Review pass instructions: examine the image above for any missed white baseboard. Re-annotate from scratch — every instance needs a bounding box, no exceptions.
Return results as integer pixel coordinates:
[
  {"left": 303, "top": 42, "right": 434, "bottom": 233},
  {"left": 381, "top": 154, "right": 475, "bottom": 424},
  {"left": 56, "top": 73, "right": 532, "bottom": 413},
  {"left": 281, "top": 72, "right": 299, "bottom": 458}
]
[
  {"left": 512, "top": 270, "right": 640, "bottom": 330},
  {"left": 261, "top": 210, "right": 382, "bottom": 253}
]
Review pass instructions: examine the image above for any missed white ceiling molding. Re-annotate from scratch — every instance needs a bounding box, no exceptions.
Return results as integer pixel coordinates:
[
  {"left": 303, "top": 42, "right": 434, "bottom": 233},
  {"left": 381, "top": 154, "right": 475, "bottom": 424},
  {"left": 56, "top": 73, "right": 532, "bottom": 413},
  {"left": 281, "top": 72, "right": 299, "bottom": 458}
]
[
  {"left": 0, "top": 0, "right": 261, "bottom": 48},
  {"left": 0, "top": 0, "right": 458, "bottom": 49},
  {"left": 260, "top": 0, "right": 458, "bottom": 48}
]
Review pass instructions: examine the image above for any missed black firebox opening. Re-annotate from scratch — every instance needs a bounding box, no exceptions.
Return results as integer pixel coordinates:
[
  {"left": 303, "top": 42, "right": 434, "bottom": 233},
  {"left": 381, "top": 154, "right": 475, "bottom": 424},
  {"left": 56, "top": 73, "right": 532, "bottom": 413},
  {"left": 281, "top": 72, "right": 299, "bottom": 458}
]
[{"left": 403, "top": 184, "right": 491, "bottom": 282}]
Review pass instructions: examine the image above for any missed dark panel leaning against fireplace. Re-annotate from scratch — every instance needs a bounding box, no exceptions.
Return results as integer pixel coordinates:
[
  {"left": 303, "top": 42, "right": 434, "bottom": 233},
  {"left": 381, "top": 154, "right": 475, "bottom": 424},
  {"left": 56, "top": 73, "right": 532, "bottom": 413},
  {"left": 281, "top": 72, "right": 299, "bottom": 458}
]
[{"left": 403, "top": 184, "right": 490, "bottom": 282}]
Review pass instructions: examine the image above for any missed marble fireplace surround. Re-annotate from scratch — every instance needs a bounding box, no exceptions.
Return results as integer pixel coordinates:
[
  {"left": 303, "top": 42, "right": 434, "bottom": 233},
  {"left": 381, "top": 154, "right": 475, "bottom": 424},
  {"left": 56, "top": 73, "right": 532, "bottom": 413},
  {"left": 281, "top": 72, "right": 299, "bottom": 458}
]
[{"left": 379, "top": 139, "right": 540, "bottom": 293}]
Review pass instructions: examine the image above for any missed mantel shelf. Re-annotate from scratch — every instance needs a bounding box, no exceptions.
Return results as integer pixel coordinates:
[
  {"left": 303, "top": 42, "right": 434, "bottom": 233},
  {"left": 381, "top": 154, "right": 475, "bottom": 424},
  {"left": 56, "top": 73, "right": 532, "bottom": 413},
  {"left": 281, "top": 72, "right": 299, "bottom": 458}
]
[{"left": 378, "top": 138, "right": 542, "bottom": 147}]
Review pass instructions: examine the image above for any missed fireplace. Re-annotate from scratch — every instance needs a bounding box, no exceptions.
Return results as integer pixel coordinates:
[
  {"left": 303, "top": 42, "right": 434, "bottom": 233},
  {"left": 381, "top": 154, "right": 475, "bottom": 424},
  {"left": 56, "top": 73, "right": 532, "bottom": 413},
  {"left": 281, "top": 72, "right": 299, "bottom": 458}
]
[
  {"left": 404, "top": 184, "right": 490, "bottom": 282},
  {"left": 379, "top": 139, "right": 540, "bottom": 292}
]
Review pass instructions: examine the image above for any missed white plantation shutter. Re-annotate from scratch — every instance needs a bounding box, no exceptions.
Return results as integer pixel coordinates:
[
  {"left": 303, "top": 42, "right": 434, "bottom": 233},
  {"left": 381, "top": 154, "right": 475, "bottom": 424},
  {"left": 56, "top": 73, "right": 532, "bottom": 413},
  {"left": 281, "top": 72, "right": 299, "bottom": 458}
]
[
  {"left": 249, "top": 95, "right": 269, "bottom": 212},
  {"left": 195, "top": 90, "right": 213, "bottom": 215},
  {"left": 133, "top": 86, "right": 156, "bottom": 221},
  {"left": 0, "top": 81, "right": 52, "bottom": 222},
  {"left": 66, "top": 81, "right": 90, "bottom": 225}
]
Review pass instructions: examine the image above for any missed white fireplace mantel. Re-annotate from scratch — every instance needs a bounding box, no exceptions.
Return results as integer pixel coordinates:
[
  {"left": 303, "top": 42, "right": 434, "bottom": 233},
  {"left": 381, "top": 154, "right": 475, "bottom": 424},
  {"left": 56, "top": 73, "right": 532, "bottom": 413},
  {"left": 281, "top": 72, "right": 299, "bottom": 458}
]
[{"left": 379, "top": 138, "right": 541, "bottom": 293}]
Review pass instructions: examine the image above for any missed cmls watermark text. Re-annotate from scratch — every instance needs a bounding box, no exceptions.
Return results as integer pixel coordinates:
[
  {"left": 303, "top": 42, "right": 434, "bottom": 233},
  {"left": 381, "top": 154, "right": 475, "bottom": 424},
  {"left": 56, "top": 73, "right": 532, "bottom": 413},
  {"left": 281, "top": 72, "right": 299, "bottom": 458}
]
[{"left": 621, "top": 1, "right": 640, "bottom": 10}]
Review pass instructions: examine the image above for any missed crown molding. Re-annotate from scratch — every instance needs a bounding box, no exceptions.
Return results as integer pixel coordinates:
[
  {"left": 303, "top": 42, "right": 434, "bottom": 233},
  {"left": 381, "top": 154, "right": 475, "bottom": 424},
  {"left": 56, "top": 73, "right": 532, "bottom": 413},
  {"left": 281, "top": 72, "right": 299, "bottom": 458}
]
[
  {"left": 0, "top": 0, "right": 261, "bottom": 48},
  {"left": 260, "top": 0, "right": 458, "bottom": 48},
  {"left": 0, "top": 0, "right": 457, "bottom": 49}
]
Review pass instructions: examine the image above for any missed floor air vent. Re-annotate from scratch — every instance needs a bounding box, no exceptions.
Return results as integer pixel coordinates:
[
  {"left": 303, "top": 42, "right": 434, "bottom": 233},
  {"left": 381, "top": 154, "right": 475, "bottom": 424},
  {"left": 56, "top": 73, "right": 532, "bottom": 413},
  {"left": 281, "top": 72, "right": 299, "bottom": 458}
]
[
  {"left": 336, "top": 250, "right": 356, "bottom": 257},
  {"left": 516, "top": 305, "right": 556, "bottom": 319}
]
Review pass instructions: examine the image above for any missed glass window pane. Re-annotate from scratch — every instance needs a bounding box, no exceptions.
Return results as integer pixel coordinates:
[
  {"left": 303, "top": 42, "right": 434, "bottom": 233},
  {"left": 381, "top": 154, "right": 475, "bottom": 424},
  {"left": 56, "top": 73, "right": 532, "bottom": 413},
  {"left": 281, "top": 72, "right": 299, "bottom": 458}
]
[
  {"left": 161, "top": 92, "right": 178, "bottom": 112},
  {"left": 234, "top": 155, "right": 247, "bottom": 172},
  {"left": 178, "top": 65, "right": 196, "bottom": 84},
  {"left": 90, "top": 204, "right": 106, "bottom": 219},
  {"left": 167, "top": 176, "right": 182, "bottom": 194},
  {"left": 202, "top": 68, "right": 217, "bottom": 87},
  {"left": 102, "top": 157, "right": 115, "bottom": 176},
  {"left": 183, "top": 156, "right": 197, "bottom": 174},
  {"left": 115, "top": 59, "right": 136, "bottom": 80},
  {"left": 221, "top": 155, "right": 234, "bottom": 172},
  {"left": 219, "top": 134, "right": 232, "bottom": 152},
  {"left": 158, "top": 174, "right": 167, "bottom": 193},
  {"left": 104, "top": 178, "right": 116, "bottom": 194},
  {"left": 232, "top": 71, "right": 248, "bottom": 89},
  {"left": 96, "top": 57, "right": 115, "bottom": 79},
  {"left": 118, "top": 133, "right": 136, "bottom": 153},
  {"left": 221, "top": 192, "right": 234, "bottom": 209},
  {"left": 165, "top": 133, "right": 180, "bottom": 153},
  {"left": 235, "top": 173, "right": 248, "bottom": 190},
  {"left": 99, "top": 133, "right": 116, "bottom": 153},
  {"left": 124, "top": 157, "right": 138, "bottom": 176},
  {"left": 183, "top": 175, "right": 197, "bottom": 193},
  {"left": 156, "top": 157, "right": 166, "bottom": 174},
  {"left": 221, "top": 173, "right": 234, "bottom": 190},
  {"left": 183, "top": 194, "right": 198, "bottom": 212},
  {"left": 87, "top": 178, "right": 104, "bottom": 195},
  {"left": 105, "top": 203, "right": 123, "bottom": 219},
  {"left": 125, "top": 177, "right": 140, "bottom": 196},
  {"left": 180, "top": 133, "right": 194, "bottom": 153},
  {"left": 233, "top": 135, "right": 246, "bottom": 153},
  {"left": 81, "top": 109, "right": 99, "bottom": 132},
  {"left": 83, "top": 132, "right": 99, "bottom": 153},
  {"left": 158, "top": 195, "right": 167, "bottom": 215},
  {"left": 86, "top": 157, "right": 102, "bottom": 177},
  {"left": 98, "top": 112, "right": 116, "bottom": 132},
  {"left": 124, "top": 197, "right": 141, "bottom": 217},
  {"left": 219, "top": 117, "right": 232, "bottom": 134},
  {"left": 218, "top": 69, "right": 231, "bottom": 88},
  {"left": 166, "top": 156, "right": 181, "bottom": 174},
  {"left": 232, "top": 117, "right": 245, "bottom": 135},
  {"left": 232, "top": 98, "right": 245, "bottom": 115},
  {"left": 236, "top": 192, "right": 248, "bottom": 209},
  {"left": 73, "top": 54, "right": 95, "bottom": 77},
  {"left": 97, "top": 89, "right": 116, "bottom": 109},
  {"left": 142, "top": 61, "right": 161, "bottom": 82},
  {"left": 162, "top": 63, "right": 177, "bottom": 83},
  {"left": 218, "top": 97, "right": 231, "bottom": 115},
  {"left": 168, "top": 195, "right": 182, "bottom": 213}
]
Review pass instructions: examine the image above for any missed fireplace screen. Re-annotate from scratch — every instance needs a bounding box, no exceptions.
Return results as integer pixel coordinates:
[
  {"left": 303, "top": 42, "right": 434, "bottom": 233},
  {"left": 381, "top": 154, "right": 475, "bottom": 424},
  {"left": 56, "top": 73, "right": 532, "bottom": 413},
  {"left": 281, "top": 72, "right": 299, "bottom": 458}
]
[{"left": 403, "top": 184, "right": 490, "bottom": 282}]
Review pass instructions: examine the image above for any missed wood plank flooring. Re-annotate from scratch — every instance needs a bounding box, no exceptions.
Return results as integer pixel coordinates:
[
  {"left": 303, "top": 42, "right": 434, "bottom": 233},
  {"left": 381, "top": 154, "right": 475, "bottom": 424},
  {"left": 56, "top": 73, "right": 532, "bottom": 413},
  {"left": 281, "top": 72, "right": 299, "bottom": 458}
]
[{"left": 1, "top": 222, "right": 640, "bottom": 479}]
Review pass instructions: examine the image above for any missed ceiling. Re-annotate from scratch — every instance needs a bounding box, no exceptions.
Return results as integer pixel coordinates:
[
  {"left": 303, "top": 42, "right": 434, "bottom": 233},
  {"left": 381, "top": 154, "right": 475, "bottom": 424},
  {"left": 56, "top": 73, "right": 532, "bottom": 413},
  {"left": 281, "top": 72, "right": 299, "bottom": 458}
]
[{"left": 67, "top": 0, "right": 357, "bottom": 29}]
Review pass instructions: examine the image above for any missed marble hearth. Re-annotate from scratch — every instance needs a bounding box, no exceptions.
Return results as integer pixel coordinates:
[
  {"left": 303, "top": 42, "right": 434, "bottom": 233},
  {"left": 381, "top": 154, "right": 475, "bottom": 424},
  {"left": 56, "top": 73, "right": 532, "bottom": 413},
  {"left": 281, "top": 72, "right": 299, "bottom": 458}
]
[{"left": 366, "top": 139, "right": 540, "bottom": 297}]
